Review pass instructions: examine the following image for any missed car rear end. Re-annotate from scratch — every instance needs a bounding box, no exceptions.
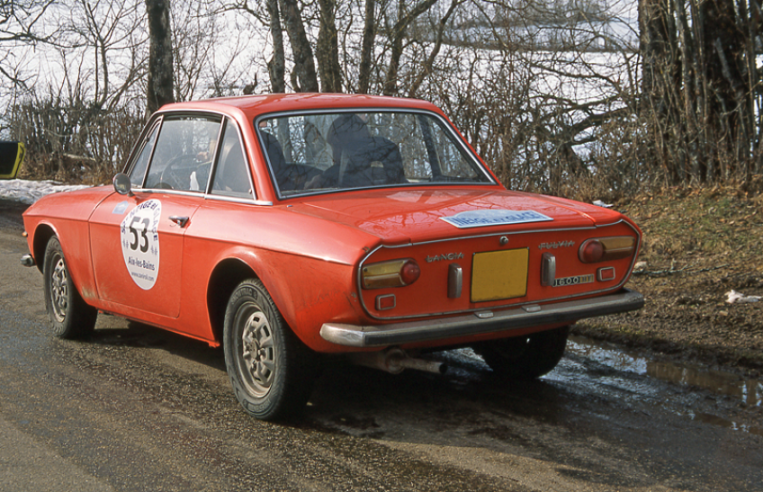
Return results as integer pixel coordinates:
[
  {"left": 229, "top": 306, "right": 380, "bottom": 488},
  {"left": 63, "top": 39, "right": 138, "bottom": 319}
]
[{"left": 320, "top": 202, "right": 642, "bottom": 350}]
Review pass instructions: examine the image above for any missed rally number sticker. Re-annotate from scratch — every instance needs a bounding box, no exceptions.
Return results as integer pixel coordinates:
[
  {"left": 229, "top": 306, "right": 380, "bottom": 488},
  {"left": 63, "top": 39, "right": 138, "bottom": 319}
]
[{"left": 120, "top": 200, "right": 161, "bottom": 290}]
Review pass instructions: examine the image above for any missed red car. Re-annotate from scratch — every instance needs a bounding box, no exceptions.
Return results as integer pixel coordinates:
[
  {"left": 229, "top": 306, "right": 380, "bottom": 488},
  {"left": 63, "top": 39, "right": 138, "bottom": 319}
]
[{"left": 21, "top": 94, "right": 643, "bottom": 420}]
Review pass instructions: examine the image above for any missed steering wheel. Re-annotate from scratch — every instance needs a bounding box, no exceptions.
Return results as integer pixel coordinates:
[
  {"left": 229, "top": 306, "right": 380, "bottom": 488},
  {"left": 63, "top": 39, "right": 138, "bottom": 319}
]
[{"left": 159, "top": 153, "right": 199, "bottom": 190}]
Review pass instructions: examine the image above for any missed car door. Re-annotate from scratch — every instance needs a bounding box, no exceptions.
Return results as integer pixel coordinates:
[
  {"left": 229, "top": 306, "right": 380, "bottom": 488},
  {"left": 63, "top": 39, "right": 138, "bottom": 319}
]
[{"left": 89, "top": 113, "right": 223, "bottom": 318}]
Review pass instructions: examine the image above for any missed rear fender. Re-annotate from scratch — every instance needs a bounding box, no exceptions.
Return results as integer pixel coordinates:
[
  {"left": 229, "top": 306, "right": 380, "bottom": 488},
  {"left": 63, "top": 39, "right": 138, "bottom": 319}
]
[{"left": 206, "top": 246, "right": 364, "bottom": 351}]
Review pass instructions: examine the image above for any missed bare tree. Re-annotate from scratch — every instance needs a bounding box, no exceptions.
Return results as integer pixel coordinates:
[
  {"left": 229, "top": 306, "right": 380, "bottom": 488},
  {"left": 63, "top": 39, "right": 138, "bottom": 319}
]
[
  {"left": 278, "top": 0, "right": 319, "bottom": 92},
  {"left": 0, "top": 0, "right": 58, "bottom": 87},
  {"left": 67, "top": 0, "right": 144, "bottom": 110},
  {"left": 357, "top": 0, "right": 377, "bottom": 94},
  {"left": 317, "top": 0, "right": 342, "bottom": 92},
  {"left": 266, "top": 0, "right": 286, "bottom": 92},
  {"left": 145, "top": 0, "right": 174, "bottom": 114},
  {"left": 381, "top": 0, "right": 439, "bottom": 96},
  {"left": 639, "top": 0, "right": 761, "bottom": 185}
]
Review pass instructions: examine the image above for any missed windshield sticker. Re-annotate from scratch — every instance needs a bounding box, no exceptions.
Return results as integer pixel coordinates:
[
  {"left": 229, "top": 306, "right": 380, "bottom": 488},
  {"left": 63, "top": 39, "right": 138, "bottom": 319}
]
[
  {"left": 120, "top": 199, "right": 161, "bottom": 290},
  {"left": 441, "top": 209, "right": 553, "bottom": 229}
]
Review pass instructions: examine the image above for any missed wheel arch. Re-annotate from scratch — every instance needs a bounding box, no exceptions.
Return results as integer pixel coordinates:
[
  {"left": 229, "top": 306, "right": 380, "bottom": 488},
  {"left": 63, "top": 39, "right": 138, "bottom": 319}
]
[
  {"left": 32, "top": 223, "right": 57, "bottom": 273},
  {"left": 206, "top": 256, "right": 300, "bottom": 347},
  {"left": 207, "top": 258, "right": 257, "bottom": 345}
]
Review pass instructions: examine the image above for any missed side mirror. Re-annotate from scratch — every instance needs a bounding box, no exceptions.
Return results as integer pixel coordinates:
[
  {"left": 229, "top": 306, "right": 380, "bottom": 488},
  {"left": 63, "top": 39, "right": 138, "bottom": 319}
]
[
  {"left": 0, "top": 141, "right": 25, "bottom": 179},
  {"left": 113, "top": 173, "right": 133, "bottom": 196}
]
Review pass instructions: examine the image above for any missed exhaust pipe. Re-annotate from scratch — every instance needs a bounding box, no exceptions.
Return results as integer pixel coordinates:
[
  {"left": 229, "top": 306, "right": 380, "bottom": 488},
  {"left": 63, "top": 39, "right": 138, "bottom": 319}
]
[{"left": 348, "top": 348, "right": 447, "bottom": 375}]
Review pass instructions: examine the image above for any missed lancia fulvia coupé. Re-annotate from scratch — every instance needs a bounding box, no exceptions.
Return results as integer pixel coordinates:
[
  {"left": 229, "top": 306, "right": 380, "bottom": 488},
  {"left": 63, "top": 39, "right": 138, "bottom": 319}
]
[{"left": 21, "top": 94, "right": 643, "bottom": 420}]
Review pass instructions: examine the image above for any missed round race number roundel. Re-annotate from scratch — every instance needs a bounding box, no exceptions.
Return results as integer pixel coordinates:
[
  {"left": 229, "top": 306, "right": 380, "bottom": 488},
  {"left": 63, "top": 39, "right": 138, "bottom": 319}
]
[{"left": 120, "top": 199, "right": 161, "bottom": 290}]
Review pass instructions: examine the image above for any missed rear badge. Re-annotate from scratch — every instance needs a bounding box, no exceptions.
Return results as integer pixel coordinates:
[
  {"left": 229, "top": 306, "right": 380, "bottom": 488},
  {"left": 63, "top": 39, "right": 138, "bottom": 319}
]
[
  {"left": 442, "top": 209, "right": 553, "bottom": 229},
  {"left": 553, "top": 274, "right": 594, "bottom": 287}
]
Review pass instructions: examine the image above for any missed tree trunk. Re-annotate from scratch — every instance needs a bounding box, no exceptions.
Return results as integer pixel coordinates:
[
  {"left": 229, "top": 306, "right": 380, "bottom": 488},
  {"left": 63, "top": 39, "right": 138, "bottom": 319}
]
[
  {"left": 382, "top": 0, "right": 438, "bottom": 96},
  {"left": 639, "top": 0, "right": 680, "bottom": 183},
  {"left": 408, "top": 0, "right": 461, "bottom": 98},
  {"left": 145, "top": 0, "right": 174, "bottom": 115},
  {"left": 700, "top": 0, "right": 748, "bottom": 179},
  {"left": 266, "top": 0, "right": 286, "bottom": 93},
  {"left": 357, "top": 0, "right": 376, "bottom": 94},
  {"left": 278, "top": 0, "right": 319, "bottom": 92},
  {"left": 316, "top": 0, "right": 342, "bottom": 92}
]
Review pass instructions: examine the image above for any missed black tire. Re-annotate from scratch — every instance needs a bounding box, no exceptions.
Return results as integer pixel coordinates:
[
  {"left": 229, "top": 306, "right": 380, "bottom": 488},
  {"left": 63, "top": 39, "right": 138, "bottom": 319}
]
[
  {"left": 473, "top": 326, "right": 570, "bottom": 379},
  {"left": 223, "top": 279, "right": 316, "bottom": 421},
  {"left": 43, "top": 236, "right": 98, "bottom": 339}
]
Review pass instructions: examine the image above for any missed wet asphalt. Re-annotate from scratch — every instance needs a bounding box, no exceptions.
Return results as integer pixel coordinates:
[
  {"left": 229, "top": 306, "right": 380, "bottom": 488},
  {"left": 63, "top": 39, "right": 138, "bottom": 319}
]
[{"left": 0, "top": 200, "right": 761, "bottom": 491}]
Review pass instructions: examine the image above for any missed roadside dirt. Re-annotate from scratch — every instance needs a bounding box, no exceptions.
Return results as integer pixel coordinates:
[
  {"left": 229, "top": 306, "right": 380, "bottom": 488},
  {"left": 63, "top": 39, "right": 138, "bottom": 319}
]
[
  {"left": 0, "top": 199, "right": 27, "bottom": 233},
  {"left": 574, "top": 186, "right": 763, "bottom": 379}
]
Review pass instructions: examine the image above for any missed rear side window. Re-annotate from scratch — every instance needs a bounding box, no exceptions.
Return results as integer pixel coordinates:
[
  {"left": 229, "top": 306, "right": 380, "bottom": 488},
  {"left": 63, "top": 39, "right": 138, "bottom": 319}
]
[
  {"left": 211, "top": 120, "right": 252, "bottom": 198},
  {"left": 143, "top": 115, "right": 222, "bottom": 192}
]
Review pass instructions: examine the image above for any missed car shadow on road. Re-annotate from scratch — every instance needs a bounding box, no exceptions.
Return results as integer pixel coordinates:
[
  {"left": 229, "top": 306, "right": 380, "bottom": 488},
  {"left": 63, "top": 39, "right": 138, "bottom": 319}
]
[{"left": 87, "top": 318, "right": 226, "bottom": 373}]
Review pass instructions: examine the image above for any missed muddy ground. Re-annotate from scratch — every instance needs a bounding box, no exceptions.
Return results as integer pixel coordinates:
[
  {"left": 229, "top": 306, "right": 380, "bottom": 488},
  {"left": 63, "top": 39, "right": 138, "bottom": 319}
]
[{"left": 574, "top": 187, "right": 763, "bottom": 378}]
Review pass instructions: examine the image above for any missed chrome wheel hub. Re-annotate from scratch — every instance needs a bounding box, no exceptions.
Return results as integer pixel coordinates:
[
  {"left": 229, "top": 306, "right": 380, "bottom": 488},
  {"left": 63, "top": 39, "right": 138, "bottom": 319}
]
[
  {"left": 51, "top": 257, "right": 68, "bottom": 322},
  {"left": 240, "top": 309, "right": 275, "bottom": 397}
]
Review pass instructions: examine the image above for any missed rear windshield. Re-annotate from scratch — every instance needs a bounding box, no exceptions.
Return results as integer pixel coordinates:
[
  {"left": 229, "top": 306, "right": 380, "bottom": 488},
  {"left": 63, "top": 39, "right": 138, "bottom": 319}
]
[{"left": 255, "top": 111, "right": 493, "bottom": 197}]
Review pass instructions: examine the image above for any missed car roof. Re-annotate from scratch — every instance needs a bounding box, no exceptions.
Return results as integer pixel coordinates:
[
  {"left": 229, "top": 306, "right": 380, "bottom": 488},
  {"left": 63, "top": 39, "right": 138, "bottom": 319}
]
[{"left": 157, "top": 93, "right": 443, "bottom": 119}]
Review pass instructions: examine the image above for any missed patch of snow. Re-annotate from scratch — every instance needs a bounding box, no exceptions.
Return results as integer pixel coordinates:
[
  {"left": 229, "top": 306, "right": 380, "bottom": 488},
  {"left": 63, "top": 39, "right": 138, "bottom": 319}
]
[
  {"left": 0, "top": 179, "right": 91, "bottom": 205},
  {"left": 593, "top": 199, "right": 613, "bottom": 208},
  {"left": 726, "top": 290, "right": 761, "bottom": 304}
]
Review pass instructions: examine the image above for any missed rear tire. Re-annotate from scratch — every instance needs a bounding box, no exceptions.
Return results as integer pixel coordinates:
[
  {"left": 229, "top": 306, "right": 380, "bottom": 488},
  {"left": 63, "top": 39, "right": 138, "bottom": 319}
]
[
  {"left": 223, "top": 279, "right": 316, "bottom": 421},
  {"left": 43, "top": 236, "right": 97, "bottom": 339},
  {"left": 473, "top": 326, "right": 570, "bottom": 379}
]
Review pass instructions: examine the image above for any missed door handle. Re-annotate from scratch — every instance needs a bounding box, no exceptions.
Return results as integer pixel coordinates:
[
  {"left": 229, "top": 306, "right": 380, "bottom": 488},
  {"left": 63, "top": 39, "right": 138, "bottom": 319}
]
[{"left": 169, "top": 216, "right": 189, "bottom": 228}]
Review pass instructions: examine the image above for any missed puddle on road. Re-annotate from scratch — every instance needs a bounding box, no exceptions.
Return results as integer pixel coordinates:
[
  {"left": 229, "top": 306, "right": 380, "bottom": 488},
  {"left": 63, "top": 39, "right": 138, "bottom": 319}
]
[{"left": 565, "top": 334, "right": 763, "bottom": 436}]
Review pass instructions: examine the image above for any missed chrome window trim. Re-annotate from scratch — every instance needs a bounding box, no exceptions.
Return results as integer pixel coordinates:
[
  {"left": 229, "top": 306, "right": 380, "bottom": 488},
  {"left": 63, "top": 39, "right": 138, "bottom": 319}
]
[
  {"left": 355, "top": 219, "right": 642, "bottom": 321},
  {"left": 124, "top": 116, "right": 164, "bottom": 187},
  {"left": 128, "top": 110, "right": 263, "bottom": 204},
  {"left": 253, "top": 107, "right": 498, "bottom": 200},
  {"left": 125, "top": 187, "right": 272, "bottom": 206}
]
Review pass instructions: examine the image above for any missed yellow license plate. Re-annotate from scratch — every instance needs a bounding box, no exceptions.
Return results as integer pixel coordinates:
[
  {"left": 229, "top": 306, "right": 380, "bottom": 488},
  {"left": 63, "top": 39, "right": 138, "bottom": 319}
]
[{"left": 471, "top": 248, "right": 529, "bottom": 302}]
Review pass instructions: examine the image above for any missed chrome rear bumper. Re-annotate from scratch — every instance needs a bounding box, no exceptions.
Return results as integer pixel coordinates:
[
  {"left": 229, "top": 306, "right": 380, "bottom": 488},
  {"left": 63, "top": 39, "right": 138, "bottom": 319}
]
[{"left": 320, "top": 289, "right": 644, "bottom": 348}]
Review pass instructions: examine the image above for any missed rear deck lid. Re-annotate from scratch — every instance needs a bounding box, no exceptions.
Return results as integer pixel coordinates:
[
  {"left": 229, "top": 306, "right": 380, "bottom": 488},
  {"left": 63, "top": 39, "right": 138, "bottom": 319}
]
[{"left": 294, "top": 188, "right": 615, "bottom": 244}]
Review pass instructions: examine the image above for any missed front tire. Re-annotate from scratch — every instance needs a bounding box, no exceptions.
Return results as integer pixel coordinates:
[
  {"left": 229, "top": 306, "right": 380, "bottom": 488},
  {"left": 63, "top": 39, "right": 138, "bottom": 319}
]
[
  {"left": 223, "top": 279, "right": 316, "bottom": 421},
  {"left": 43, "top": 236, "right": 97, "bottom": 339},
  {"left": 473, "top": 326, "right": 570, "bottom": 379}
]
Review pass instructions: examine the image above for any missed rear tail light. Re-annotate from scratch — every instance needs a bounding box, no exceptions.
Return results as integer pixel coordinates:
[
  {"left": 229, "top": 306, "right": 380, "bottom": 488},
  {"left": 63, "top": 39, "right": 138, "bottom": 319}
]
[
  {"left": 362, "top": 259, "right": 421, "bottom": 289},
  {"left": 579, "top": 237, "right": 636, "bottom": 263}
]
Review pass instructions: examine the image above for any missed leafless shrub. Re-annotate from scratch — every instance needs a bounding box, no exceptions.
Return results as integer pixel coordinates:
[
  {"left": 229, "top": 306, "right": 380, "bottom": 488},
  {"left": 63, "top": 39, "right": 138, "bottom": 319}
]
[{"left": 9, "top": 93, "right": 143, "bottom": 183}]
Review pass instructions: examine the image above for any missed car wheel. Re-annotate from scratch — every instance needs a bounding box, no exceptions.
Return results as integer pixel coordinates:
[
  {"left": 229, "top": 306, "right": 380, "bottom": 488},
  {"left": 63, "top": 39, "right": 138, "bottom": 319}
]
[
  {"left": 473, "top": 325, "right": 570, "bottom": 379},
  {"left": 43, "top": 236, "right": 98, "bottom": 339},
  {"left": 223, "top": 279, "right": 316, "bottom": 421}
]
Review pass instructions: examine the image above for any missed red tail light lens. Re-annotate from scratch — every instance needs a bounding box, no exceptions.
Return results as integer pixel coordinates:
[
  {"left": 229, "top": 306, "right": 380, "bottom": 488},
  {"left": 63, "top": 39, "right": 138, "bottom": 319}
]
[
  {"left": 580, "top": 240, "right": 604, "bottom": 263},
  {"left": 400, "top": 260, "right": 421, "bottom": 285},
  {"left": 362, "top": 259, "right": 421, "bottom": 289},
  {"left": 579, "top": 237, "right": 636, "bottom": 263}
]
